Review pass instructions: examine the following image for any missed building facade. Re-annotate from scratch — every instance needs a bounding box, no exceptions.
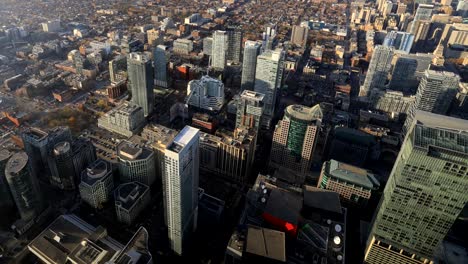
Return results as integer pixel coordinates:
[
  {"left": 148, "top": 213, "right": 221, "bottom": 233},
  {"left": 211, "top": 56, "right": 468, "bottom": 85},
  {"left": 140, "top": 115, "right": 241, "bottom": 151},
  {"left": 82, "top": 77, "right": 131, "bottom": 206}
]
[
  {"left": 117, "top": 141, "right": 156, "bottom": 186},
  {"left": 235, "top": 90, "right": 264, "bottom": 133},
  {"left": 365, "top": 111, "right": 468, "bottom": 264},
  {"left": 98, "top": 103, "right": 146, "bottom": 137},
  {"left": 270, "top": 104, "right": 322, "bottom": 179},
  {"left": 153, "top": 45, "right": 169, "bottom": 88},
  {"left": 291, "top": 25, "right": 309, "bottom": 48},
  {"left": 164, "top": 126, "right": 200, "bottom": 255},
  {"left": 254, "top": 48, "right": 285, "bottom": 129},
  {"left": 128, "top": 52, "right": 154, "bottom": 116},
  {"left": 360, "top": 45, "right": 394, "bottom": 97},
  {"left": 114, "top": 182, "right": 151, "bottom": 225},
  {"left": 79, "top": 159, "right": 114, "bottom": 209},
  {"left": 212, "top": 30, "right": 228, "bottom": 70},
  {"left": 186, "top": 75, "right": 225, "bottom": 112},
  {"left": 240, "top": 41, "right": 262, "bottom": 91}
]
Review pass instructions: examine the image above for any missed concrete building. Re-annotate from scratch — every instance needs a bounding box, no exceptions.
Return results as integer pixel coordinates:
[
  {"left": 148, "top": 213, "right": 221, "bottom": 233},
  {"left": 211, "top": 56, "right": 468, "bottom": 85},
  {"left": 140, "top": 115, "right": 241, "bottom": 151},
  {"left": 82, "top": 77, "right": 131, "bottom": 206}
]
[
  {"left": 98, "top": 103, "right": 146, "bottom": 138},
  {"left": 5, "top": 152, "right": 44, "bottom": 221},
  {"left": 254, "top": 49, "right": 285, "bottom": 129},
  {"left": 114, "top": 182, "right": 151, "bottom": 225},
  {"left": 173, "top": 39, "right": 193, "bottom": 55},
  {"left": 235, "top": 90, "right": 264, "bottom": 133},
  {"left": 270, "top": 104, "right": 322, "bottom": 179},
  {"left": 21, "top": 127, "right": 72, "bottom": 179},
  {"left": 0, "top": 149, "right": 14, "bottom": 209},
  {"left": 291, "top": 25, "right": 309, "bottom": 48},
  {"left": 199, "top": 128, "right": 256, "bottom": 184},
  {"left": 212, "top": 30, "right": 228, "bottom": 70},
  {"left": 186, "top": 75, "right": 225, "bottom": 112},
  {"left": 128, "top": 52, "right": 154, "bottom": 117},
  {"left": 318, "top": 159, "right": 380, "bottom": 207},
  {"left": 389, "top": 57, "right": 418, "bottom": 93},
  {"left": 109, "top": 55, "right": 127, "bottom": 84},
  {"left": 153, "top": 45, "right": 169, "bottom": 88},
  {"left": 203, "top": 37, "right": 213, "bottom": 56},
  {"left": 371, "top": 90, "right": 415, "bottom": 118},
  {"left": 383, "top": 31, "right": 414, "bottom": 53},
  {"left": 226, "top": 27, "right": 243, "bottom": 64},
  {"left": 164, "top": 126, "right": 200, "bottom": 255},
  {"left": 79, "top": 159, "right": 114, "bottom": 209},
  {"left": 147, "top": 29, "right": 164, "bottom": 46},
  {"left": 48, "top": 139, "right": 96, "bottom": 190},
  {"left": 365, "top": 111, "right": 468, "bottom": 264},
  {"left": 117, "top": 141, "right": 156, "bottom": 186},
  {"left": 240, "top": 41, "right": 262, "bottom": 91},
  {"left": 28, "top": 214, "right": 152, "bottom": 264},
  {"left": 404, "top": 70, "right": 460, "bottom": 134},
  {"left": 141, "top": 124, "right": 178, "bottom": 182},
  {"left": 360, "top": 45, "right": 394, "bottom": 96},
  {"left": 41, "top": 20, "right": 61, "bottom": 33}
]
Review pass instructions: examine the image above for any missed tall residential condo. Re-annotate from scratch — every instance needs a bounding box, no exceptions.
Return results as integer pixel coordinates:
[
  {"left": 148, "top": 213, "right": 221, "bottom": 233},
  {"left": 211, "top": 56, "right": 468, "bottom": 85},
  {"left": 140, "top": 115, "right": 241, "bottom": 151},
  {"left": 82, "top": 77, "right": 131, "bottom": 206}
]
[
  {"left": 235, "top": 90, "right": 265, "bottom": 133},
  {"left": 128, "top": 52, "right": 154, "bottom": 116},
  {"left": 153, "top": 45, "right": 169, "bottom": 88},
  {"left": 365, "top": 111, "right": 468, "bottom": 264},
  {"left": 212, "top": 30, "right": 228, "bottom": 70},
  {"left": 254, "top": 48, "right": 285, "bottom": 129},
  {"left": 164, "top": 126, "right": 200, "bottom": 255},
  {"left": 291, "top": 25, "right": 309, "bottom": 48},
  {"left": 360, "top": 45, "right": 394, "bottom": 97},
  {"left": 240, "top": 40, "right": 262, "bottom": 91}
]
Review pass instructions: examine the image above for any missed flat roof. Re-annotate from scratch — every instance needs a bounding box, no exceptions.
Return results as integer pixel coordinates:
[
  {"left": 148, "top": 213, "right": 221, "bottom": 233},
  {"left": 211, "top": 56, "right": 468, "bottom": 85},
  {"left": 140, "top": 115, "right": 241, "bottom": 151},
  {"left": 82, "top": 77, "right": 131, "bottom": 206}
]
[
  {"left": 240, "top": 90, "right": 265, "bottom": 102},
  {"left": 169, "top": 126, "right": 199, "bottom": 153},
  {"left": 0, "top": 148, "right": 13, "bottom": 162},
  {"left": 118, "top": 141, "right": 152, "bottom": 161},
  {"left": 114, "top": 182, "right": 149, "bottom": 211},
  {"left": 5, "top": 152, "right": 28, "bottom": 175},
  {"left": 245, "top": 225, "right": 286, "bottom": 262},
  {"left": 303, "top": 186, "right": 342, "bottom": 214},
  {"left": 414, "top": 110, "right": 468, "bottom": 132},
  {"left": 81, "top": 159, "right": 111, "bottom": 185},
  {"left": 326, "top": 160, "right": 380, "bottom": 189},
  {"left": 264, "top": 189, "right": 302, "bottom": 225}
]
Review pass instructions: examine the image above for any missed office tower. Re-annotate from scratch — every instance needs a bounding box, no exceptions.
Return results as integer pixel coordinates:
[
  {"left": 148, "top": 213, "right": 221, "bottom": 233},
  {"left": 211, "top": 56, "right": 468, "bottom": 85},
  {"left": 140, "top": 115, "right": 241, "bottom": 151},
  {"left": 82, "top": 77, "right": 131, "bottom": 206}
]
[
  {"left": 141, "top": 124, "right": 178, "bottom": 181},
  {"left": 199, "top": 128, "right": 256, "bottom": 184},
  {"left": 147, "top": 28, "right": 164, "bottom": 46},
  {"left": 235, "top": 90, "right": 265, "bottom": 133},
  {"left": 79, "top": 159, "right": 114, "bottom": 209},
  {"left": 389, "top": 57, "right": 418, "bottom": 92},
  {"left": 114, "top": 182, "right": 151, "bottom": 225},
  {"left": 164, "top": 126, "right": 200, "bottom": 255},
  {"left": 241, "top": 41, "right": 262, "bottom": 91},
  {"left": 5, "top": 152, "right": 44, "bottom": 221},
  {"left": 186, "top": 75, "right": 225, "bottom": 112},
  {"left": 263, "top": 25, "right": 277, "bottom": 51},
  {"left": 117, "top": 141, "right": 156, "bottom": 186},
  {"left": 109, "top": 55, "right": 127, "bottom": 84},
  {"left": 212, "top": 30, "right": 228, "bottom": 70},
  {"left": 48, "top": 139, "right": 96, "bottom": 190},
  {"left": 28, "top": 214, "right": 152, "bottom": 264},
  {"left": 291, "top": 25, "right": 309, "bottom": 48},
  {"left": 41, "top": 20, "right": 61, "bottom": 33},
  {"left": 411, "top": 20, "right": 431, "bottom": 51},
  {"left": 318, "top": 159, "right": 380, "bottom": 207},
  {"left": 153, "top": 45, "right": 168, "bottom": 88},
  {"left": 203, "top": 37, "right": 213, "bottom": 56},
  {"left": 414, "top": 4, "right": 434, "bottom": 22},
  {"left": 364, "top": 111, "right": 468, "bottom": 264},
  {"left": 371, "top": 90, "right": 416, "bottom": 117},
  {"left": 98, "top": 103, "right": 146, "bottom": 137},
  {"left": 0, "top": 149, "right": 14, "bottom": 208},
  {"left": 383, "top": 31, "right": 414, "bottom": 53},
  {"left": 128, "top": 52, "right": 154, "bottom": 116},
  {"left": 404, "top": 70, "right": 460, "bottom": 134},
  {"left": 173, "top": 39, "right": 194, "bottom": 55},
  {"left": 226, "top": 26, "right": 242, "bottom": 64},
  {"left": 22, "top": 126, "right": 72, "bottom": 178},
  {"left": 270, "top": 104, "right": 322, "bottom": 179},
  {"left": 254, "top": 48, "right": 285, "bottom": 129},
  {"left": 360, "top": 45, "right": 394, "bottom": 97}
]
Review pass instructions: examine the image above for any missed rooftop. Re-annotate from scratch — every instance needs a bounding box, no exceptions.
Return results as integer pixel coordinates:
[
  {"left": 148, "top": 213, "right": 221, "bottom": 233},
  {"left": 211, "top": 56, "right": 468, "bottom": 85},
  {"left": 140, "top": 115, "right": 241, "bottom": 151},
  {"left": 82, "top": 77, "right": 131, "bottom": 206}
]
[
  {"left": 240, "top": 90, "right": 265, "bottom": 102},
  {"left": 245, "top": 225, "right": 286, "bottom": 262},
  {"left": 169, "top": 126, "right": 199, "bottom": 153},
  {"left": 23, "top": 127, "right": 48, "bottom": 141},
  {"left": 0, "top": 148, "right": 13, "bottom": 163},
  {"left": 81, "top": 159, "right": 111, "bottom": 186},
  {"left": 325, "top": 159, "right": 380, "bottom": 190},
  {"left": 5, "top": 152, "right": 28, "bottom": 175},
  {"left": 303, "top": 185, "right": 342, "bottom": 214},
  {"left": 114, "top": 182, "right": 149, "bottom": 211},
  {"left": 53, "top": 141, "right": 71, "bottom": 156},
  {"left": 118, "top": 141, "right": 152, "bottom": 161},
  {"left": 285, "top": 104, "right": 323, "bottom": 122}
]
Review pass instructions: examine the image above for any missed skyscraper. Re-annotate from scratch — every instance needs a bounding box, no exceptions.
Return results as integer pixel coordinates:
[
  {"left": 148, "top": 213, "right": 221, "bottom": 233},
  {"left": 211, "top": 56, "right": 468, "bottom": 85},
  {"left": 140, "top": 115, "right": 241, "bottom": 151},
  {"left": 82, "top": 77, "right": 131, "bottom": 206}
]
[
  {"left": 270, "top": 104, "right": 322, "bottom": 179},
  {"left": 235, "top": 90, "right": 264, "bottom": 133},
  {"left": 263, "top": 24, "right": 277, "bottom": 51},
  {"left": 79, "top": 159, "right": 114, "bottom": 209},
  {"left": 117, "top": 141, "right": 156, "bottom": 186},
  {"left": 360, "top": 45, "right": 394, "bottom": 97},
  {"left": 203, "top": 37, "right": 213, "bottom": 56},
  {"left": 128, "top": 52, "right": 154, "bottom": 116},
  {"left": 114, "top": 182, "right": 150, "bottom": 225},
  {"left": 0, "top": 149, "right": 14, "bottom": 209},
  {"left": 226, "top": 26, "right": 243, "bottom": 64},
  {"left": 240, "top": 40, "right": 262, "bottom": 91},
  {"left": 164, "top": 126, "right": 200, "bottom": 255},
  {"left": 291, "top": 25, "right": 309, "bottom": 48},
  {"left": 254, "top": 48, "right": 285, "bottom": 129},
  {"left": 186, "top": 76, "right": 225, "bottom": 112},
  {"left": 383, "top": 31, "right": 414, "bottom": 53},
  {"left": 153, "top": 45, "right": 169, "bottom": 88},
  {"left": 109, "top": 55, "right": 127, "bottom": 84},
  {"left": 365, "top": 111, "right": 468, "bottom": 264},
  {"left": 403, "top": 70, "right": 460, "bottom": 134},
  {"left": 5, "top": 152, "right": 44, "bottom": 221},
  {"left": 212, "top": 30, "right": 228, "bottom": 70},
  {"left": 389, "top": 57, "right": 417, "bottom": 92}
]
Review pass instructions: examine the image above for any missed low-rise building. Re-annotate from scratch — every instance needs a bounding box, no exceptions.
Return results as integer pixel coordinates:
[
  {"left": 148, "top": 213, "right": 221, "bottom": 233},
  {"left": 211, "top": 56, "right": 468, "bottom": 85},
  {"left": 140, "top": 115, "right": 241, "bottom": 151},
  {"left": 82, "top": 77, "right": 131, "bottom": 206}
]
[{"left": 98, "top": 103, "right": 146, "bottom": 138}]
